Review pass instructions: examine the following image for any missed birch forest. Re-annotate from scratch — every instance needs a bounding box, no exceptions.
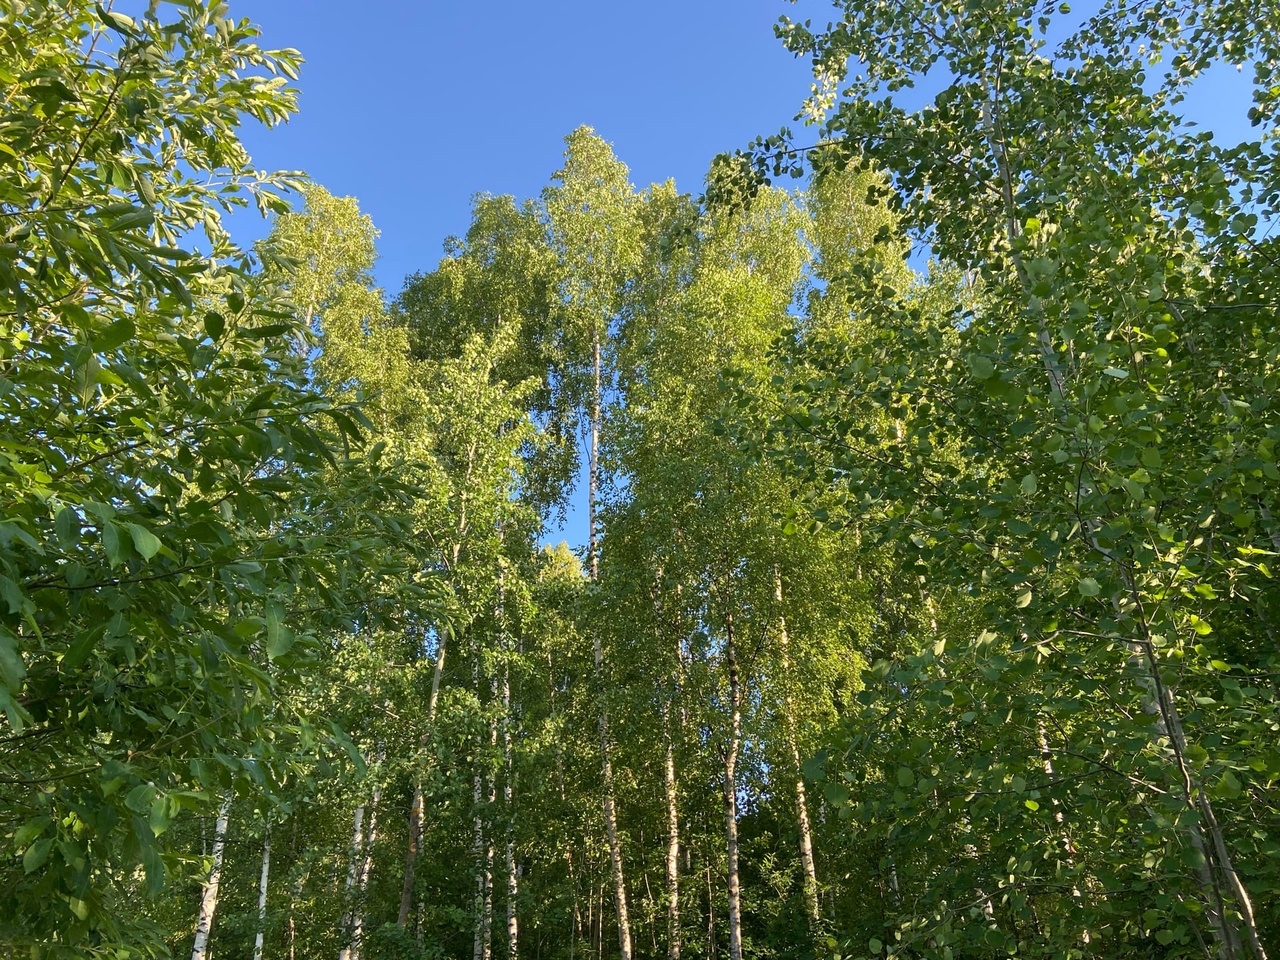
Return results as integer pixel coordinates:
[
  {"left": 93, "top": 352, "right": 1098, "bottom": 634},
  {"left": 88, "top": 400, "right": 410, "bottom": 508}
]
[{"left": 2, "top": 1, "right": 1279, "bottom": 959}]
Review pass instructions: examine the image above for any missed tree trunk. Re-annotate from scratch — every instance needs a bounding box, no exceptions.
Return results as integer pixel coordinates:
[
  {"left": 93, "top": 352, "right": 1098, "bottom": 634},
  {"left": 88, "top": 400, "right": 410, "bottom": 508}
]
[
  {"left": 338, "top": 804, "right": 366, "bottom": 960},
  {"left": 349, "top": 783, "right": 381, "bottom": 960},
  {"left": 254, "top": 830, "right": 271, "bottom": 960},
  {"left": 484, "top": 677, "right": 498, "bottom": 960},
  {"left": 191, "top": 791, "right": 234, "bottom": 960},
  {"left": 723, "top": 612, "right": 743, "bottom": 960},
  {"left": 473, "top": 644, "right": 492, "bottom": 960},
  {"left": 286, "top": 818, "right": 309, "bottom": 960},
  {"left": 705, "top": 865, "right": 716, "bottom": 960},
  {"left": 983, "top": 94, "right": 1268, "bottom": 960},
  {"left": 473, "top": 760, "right": 487, "bottom": 960},
  {"left": 663, "top": 701, "right": 681, "bottom": 960},
  {"left": 773, "top": 570, "right": 821, "bottom": 933},
  {"left": 398, "top": 628, "right": 448, "bottom": 926},
  {"left": 589, "top": 332, "right": 633, "bottom": 960},
  {"left": 504, "top": 655, "right": 519, "bottom": 960}
]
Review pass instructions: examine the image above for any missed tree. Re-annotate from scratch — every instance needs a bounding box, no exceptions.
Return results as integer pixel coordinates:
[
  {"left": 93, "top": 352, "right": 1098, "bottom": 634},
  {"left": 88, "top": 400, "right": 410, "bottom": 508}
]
[
  {"left": 752, "top": 0, "right": 1280, "bottom": 955},
  {"left": 0, "top": 4, "right": 414, "bottom": 954}
]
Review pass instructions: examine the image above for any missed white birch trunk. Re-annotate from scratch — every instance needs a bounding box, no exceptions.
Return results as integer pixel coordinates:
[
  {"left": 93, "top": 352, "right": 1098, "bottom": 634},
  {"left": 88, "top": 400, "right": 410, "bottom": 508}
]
[
  {"left": 471, "top": 784, "right": 488, "bottom": 960},
  {"left": 191, "top": 791, "right": 234, "bottom": 960},
  {"left": 337, "top": 804, "right": 365, "bottom": 960},
  {"left": 983, "top": 94, "right": 1267, "bottom": 960},
  {"left": 663, "top": 703, "right": 681, "bottom": 960},
  {"left": 399, "top": 627, "right": 449, "bottom": 926},
  {"left": 504, "top": 658, "right": 519, "bottom": 960},
  {"left": 473, "top": 651, "right": 492, "bottom": 960},
  {"left": 483, "top": 677, "right": 498, "bottom": 960},
  {"left": 349, "top": 783, "right": 381, "bottom": 960},
  {"left": 253, "top": 830, "right": 271, "bottom": 960},
  {"left": 724, "top": 613, "right": 743, "bottom": 960},
  {"left": 773, "top": 570, "right": 821, "bottom": 931},
  {"left": 590, "top": 333, "right": 633, "bottom": 960}
]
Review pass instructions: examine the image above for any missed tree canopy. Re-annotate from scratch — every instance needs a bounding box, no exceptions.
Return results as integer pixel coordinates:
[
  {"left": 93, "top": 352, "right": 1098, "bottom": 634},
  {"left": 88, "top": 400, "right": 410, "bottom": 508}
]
[{"left": 1, "top": 1, "right": 1276, "bottom": 959}]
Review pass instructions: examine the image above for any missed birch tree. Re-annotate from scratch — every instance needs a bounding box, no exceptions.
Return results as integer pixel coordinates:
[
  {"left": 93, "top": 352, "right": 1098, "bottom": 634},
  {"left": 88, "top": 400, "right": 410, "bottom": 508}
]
[{"left": 755, "top": 0, "right": 1280, "bottom": 954}]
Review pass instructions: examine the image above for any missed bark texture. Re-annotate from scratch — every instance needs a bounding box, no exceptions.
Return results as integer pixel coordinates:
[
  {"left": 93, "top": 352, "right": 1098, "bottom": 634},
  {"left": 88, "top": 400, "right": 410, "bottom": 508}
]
[
  {"left": 190, "top": 791, "right": 234, "bottom": 960},
  {"left": 253, "top": 830, "right": 271, "bottom": 960}
]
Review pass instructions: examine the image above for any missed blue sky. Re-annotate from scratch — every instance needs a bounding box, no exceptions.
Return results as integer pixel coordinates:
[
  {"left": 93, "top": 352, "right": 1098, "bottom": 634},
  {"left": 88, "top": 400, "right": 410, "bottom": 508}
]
[
  {"left": 223, "top": 0, "right": 1260, "bottom": 547},
  {"left": 232, "top": 0, "right": 817, "bottom": 292},
  {"left": 229, "top": 0, "right": 1259, "bottom": 297}
]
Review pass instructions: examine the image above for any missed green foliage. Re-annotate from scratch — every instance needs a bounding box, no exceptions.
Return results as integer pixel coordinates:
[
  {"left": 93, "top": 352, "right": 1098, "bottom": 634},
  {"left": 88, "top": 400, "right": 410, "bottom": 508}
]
[
  {"left": 0, "top": 3, "right": 417, "bottom": 954},
  {"left": 749, "top": 0, "right": 1280, "bottom": 954}
]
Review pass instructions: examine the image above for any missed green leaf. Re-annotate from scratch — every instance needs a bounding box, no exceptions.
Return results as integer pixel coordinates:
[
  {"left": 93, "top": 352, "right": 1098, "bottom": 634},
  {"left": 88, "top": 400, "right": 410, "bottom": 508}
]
[
  {"left": 127, "top": 523, "right": 162, "bottom": 561},
  {"left": 1078, "top": 577, "right": 1100, "bottom": 597},
  {"left": 0, "top": 628, "right": 26, "bottom": 691},
  {"left": 1020, "top": 473, "right": 1037, "bottom": 495},
  {"left": 1102, "top": 366, "right": 1129, "bottom": 379},
  {"left": 125, "top": 783, "right": 153, "bottom": 814},
  {"left": 1024, "top": 799, "right": 1040, "bottom": 811},
  {"left": 897, "top": 767, "right": 915, "bottom": 788},
  {"left": 967, "top": 355, "right": 995, "bottom": 380},
  {"left": 14, "top": 816, "right": 51, "bottom": 849},
  {"left": 150, "top": 795, "right": 170, "bottom": 837},
  {"left": 54, "top": 506, "right": 76, "bottom": 548},
  {"left": 97, "top": 316, "right": 135, "bottom": 351},
  {"left": 102, "top": 521, "right": 126, "bottom": 567},
  {"left": 23, "top": 838, "right": 53, "bottom": 873},
  {"left": 142, "top": 844, "right": 165, "bottom": 895},
  {"left": 63, "top": 628, "right": 99, "bottom": 671},
  {"left": 204, "top": 312, "right": 226, "bottom": 340},
  {"left": 265, "top": 600, "right": 294, "bottom": 659},
  {"left": 0, "top": 578, "right": 24, "bottom": 616}
]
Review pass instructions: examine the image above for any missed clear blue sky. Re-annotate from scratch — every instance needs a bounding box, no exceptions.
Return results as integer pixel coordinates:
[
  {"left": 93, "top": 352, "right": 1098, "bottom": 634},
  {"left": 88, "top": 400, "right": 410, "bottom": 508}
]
[
  {"left": 229, "top": 0, "right": 1257, "bottom": 297},
  {"left": 232, "top": 0, "right": 816, "bottom": 292},
  {"left": 222, "top": 0, "right": 1258, "bottom": 547}
]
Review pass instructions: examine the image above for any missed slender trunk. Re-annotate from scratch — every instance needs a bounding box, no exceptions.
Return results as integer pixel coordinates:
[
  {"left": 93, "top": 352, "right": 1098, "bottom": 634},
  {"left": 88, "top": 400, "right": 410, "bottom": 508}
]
[
  {"left": 705, "top": 865, "right": 715, "bottom": 960},
  {"left": 773, "top": 570, "right": 821, "bottom": 931},
  {"left": 983, "top": 94, "right": 1267, "bottom": 960},
  {"left": 653, "top": 569, "right": 684, "bottom": 960},
  {"left": 596, "top": 652, "right": 631, "bottom": 960},
  {"left": 191, "top": 791, "right": 234, "bottom": 960},
  {"left": 663, "top": 701, "right": 681, "bottom": 960},
  {"left": 338, "top": 805, "right": 366, "bottom": 960},
  {"left": 399, "top": 628, "right": 449, "bottom": 926},
  {"left": 790, "top": 743, "right": 820, "bottom": 923},
  {"left": 483, "top": 676, "right": 498, "bottom": 960},
  {"left": 551, "top": 649, "right": 582, "bottom": 959},
  {"left": 287, "top": 821, "right": 302, "bottom": 960},
  {"left": 596, "top": 884, "right": 604, "bottom": 960},
  {"left": 473, "top": 644, "right": 489, "bottom": 960},
  {"left": 589, "top": 337, "right": 600, "bottom": 582},
  {"left": 504, "top": 655, "right": 519, "bottom": 960},
  {"left": 474, "top": 766, "right": 487, "bottom": 960},
  {"left": 254, "top": 830, "right": 271, "bottom": 960},
  {"left": 349, "top": 783, "right": 381, "bottom": 960},
  {"left": 641, "top": 841, "right": 659, "bottom": 954},
  {"left": 723, "top": 612, "right": 743, "bottom": 960},
  {"left": 589, "top": 332, "right": 633, "bottom": 960}
]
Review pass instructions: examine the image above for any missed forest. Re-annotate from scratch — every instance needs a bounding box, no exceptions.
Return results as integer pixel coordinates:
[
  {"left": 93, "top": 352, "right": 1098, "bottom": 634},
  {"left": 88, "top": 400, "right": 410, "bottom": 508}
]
[{"left": 1, "top": 1, "right": 1278, "bottom": 959}]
